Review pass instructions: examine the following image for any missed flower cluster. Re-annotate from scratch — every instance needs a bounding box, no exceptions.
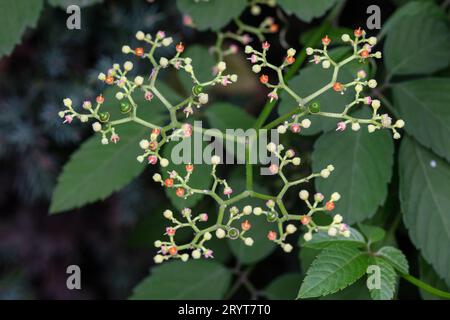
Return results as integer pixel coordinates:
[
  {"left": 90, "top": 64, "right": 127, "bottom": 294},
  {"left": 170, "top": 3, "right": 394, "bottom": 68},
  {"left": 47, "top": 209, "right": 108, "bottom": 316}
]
[{"left": 244, "top": 27, "right": 405, "bottom": 139}]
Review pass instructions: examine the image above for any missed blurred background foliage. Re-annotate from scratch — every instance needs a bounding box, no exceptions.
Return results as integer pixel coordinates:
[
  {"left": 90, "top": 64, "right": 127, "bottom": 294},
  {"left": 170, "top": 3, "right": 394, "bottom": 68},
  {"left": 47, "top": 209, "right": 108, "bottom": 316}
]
[{"left": 0, "top": 0, "right": 449, "bottom": 299}]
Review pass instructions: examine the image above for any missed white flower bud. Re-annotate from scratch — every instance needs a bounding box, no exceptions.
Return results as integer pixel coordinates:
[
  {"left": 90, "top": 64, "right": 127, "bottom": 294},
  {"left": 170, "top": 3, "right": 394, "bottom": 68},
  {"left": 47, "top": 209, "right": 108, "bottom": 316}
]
[
  {"left": 371, "top": 99, "right": 381, "bottom": 109},
  {"left": 355, "top": 84, "right": 363, "bottom": 92},
  {"left": 244, "top": 237, "right": 254, "bottom": 246},
  {"left": 320, "top": 169, "right": 330, "bottom": 178},
  {"left": 92, "top": 122, "right": 102, "bottom": 132},
  {"left": 184, "top": 64, "right": 193, "bottom": 73},
  {"left": 98, "top": 73, "right": 106, "bottom": 81},
  {"left": 322, "top": 60, "right": 331, "bottom": 69},
  {"left": 299, "top": 190, "right": 309, "bottom": 200},
  {"left": 368, "top": 124, "right": 376, "bottom": 133},
  {"left": 283, "top": 243, "right": 293, "bottom": 253},
  {"left": 203, "top": 232, "right": 212, "bottom": 241},
  {"left": 101, "top": 138, "right": 109, "bottom": 145},
  {"left": 113, "top": 64, "right": 120, "bottom": 70},
  {"left": 327, "top": 165, "right": 334, "bottom": 172},
  {"left": 63, "top": 98, "right": 72, "bottom": 107},
  {"left": 181, "top": 254, "right": 189, "bottom": 262},
  {"left": 211, "top": 155, "right": 221, "bottom": 165},
  {"left": 301, "top": 118, "right": 311, "bottom": 128},
  {"left": 136, "top": 31, "right": 145, "bottom": 40},
  {"left": 134, "top": 76, "right": 144, "bottom": 86},
  {"left": 154, "top": 254, "right": 164, "bottom": 264},
  {"left": 331, "top": 192, "right": 341, "bottom": 201},
  {"left": 122, "top": 45, "right": 131, "bottom": 54},
  {"left": 374, "top": 51, "right": 382, "bottom": 59},
  {"left": 163, "top": 210, "right": 173, "bottom": 219},
  {"left": 368, "top": 37, "right": 377, "bottom": 46},
  {"left": 292, "top": 157, "right": 301, "bottom": 165},
  {"left": 78, "top": 115, "right": 87, "bottom": 123},
  {"left": 341, "top": 34, "right": 350, "bottom": 42},
  {"left": 216, "top": 228, "right": 226, "bottom": 239},
  {"left": 58, "top": 111, "right": 65, "bottom": 118},
  {"left": 230, "top": 74, "right": 238, "bottom": 82},
  {"left": 395, "top": 119, "right": 405, "bottom": 128},
  {"left": 115, "top": 92, "right": 124, "bottom": 100},
  {"left": 217, "top": 61, "right": 226, "bottom": 72},
  {"left": 368, "top": 79, "right": 377, "bottom": 88},
  {"left": 343, "top": 230, "right": 351, "bottom": 238},
  {"left": 277, "top": 125, "right": 287, "bottom": 134},
  {"left": 124, "top": 61, "right": 133, "bottom": 71},
  {"left": 252, "top": 64, "right": 261, "bottom": 73},
  {"left": 253, "top": 207, "right": 263, "bottom": 215},
  {"left": 162, "top": 37, "right": 173, "bottom": 47},
  {"left": 267, "top": 142, "right": 277, "bottom": 152},
  {"left": 328, "top": 227, "right": 337, "bottom": 236},
  {"left": 154, "top": 240, "right": 162, "bottom": 247},
  {"left": 192, "top": 250, "right": 201, "bottom": 259},
  {"left": 136, "top": 155, "right": 144, "bottom": 163},
  {"left": 152, "top": 173, "right": 162, "bottom": 182},
  {"left": 243, "top": 205, "right": 252, "bottom": 215},
  {"left": 303, "top": 232, "right": 312, "bottom": 242},
  {"left": 393, "top": 132, "right": 401, "bottom": 140},
  {"left": 306, "top": 47, "right": 314, "bottom": 55},
  {"left": 139, "top": 139, "right": 150, "bottom": 149},
  {"left": 159, "top": 57, "right": 169, "bottom": 68},
  {"left": 160, "top": 158, "right": 169, "bottom": 167},
  {"left": 286, "top": 224, "right": 297, "bottom": 234},
  {"left": 245, "top": 45, "right": 253, "bottom": 54},
  {"left": 184, "top": 57, "right": 192, "bottom": 65},
  {"left": 287, "top": 48, "right": 296, "bottom": 56},
  {"left": 351, "top": 122, "right": 361, "bottom": 131},
  {"left": 198, "top": 93, "right": 209, "bottom": 104},
  {"left": 333, "top": 214, "right": 343, "bottom": 223}
]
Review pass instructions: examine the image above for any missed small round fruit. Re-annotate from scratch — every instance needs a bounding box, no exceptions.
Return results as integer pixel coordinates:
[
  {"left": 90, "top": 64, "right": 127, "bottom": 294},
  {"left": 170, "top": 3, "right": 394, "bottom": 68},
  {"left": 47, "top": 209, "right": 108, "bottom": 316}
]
[
  {"left": 309, "top": 102, "right": 320, "bottom": 113},
  {"left": 266, "top": 211, "right": 278, "bottom": 222},
  {"left": 99, "top": 112, "right": 110, "bottom": 123},
  {"left": 192, "top": 84, "right": 204, "bottom": 96},
  {"left": 120, "top": 101, "right": 132, "bottom": 114}
]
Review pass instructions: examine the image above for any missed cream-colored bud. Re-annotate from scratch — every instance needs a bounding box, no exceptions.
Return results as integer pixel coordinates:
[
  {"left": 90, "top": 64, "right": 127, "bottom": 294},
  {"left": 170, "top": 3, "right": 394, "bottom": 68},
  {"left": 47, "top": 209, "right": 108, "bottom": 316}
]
[
  {"left": 192, "top": 250, "right": 201, "bottom": 259},
  {"left": 245, "top": 45, "right": 253, "bottom": 54},
  {"left": 286, "top": 224, "right": 297, "bottom": 234},
  {"left": 292, "top": 157, "right": 301, "bottom": 166},
  {"left": 181, "top": 254, "right": 189, "bottom": 262},
  {"left": 306, "top": 47, "right": 314, "bottom": 55},
  {"left": 368, "top": 124, "right": 376, "bottom": 133},
  {"left": 124, "top": 61, "right": 133, "bottom": 71},
  {"left": 331, "top": 192, "right": 341, "bottom": 201},
  {"left": 211, "top": 155, "right": 221, "bottom": 165},
  {"left": 92, "top": 122, "right": 102, "bottom": 132},
  {"left": 216, "top": 228, "right": 226, "bottom": 239},
  {"left": 159, "top": 57, "right": 169, "bottom": 68},
  {"left": 162, "top": 37, "right": 173, "bottom": 47},
  {"left": 341, "top": 34, "right": 350, "bottom": 42},
  {"left": 368, "top": 37, "right": 377, "bottom": 46},
  {"left": 287, "top": 48, "right": 296, "bottom": 56},
  {"left": 351, "top": 122, "right": 361, "bottom": 131},
  {"left": 160, "top": 158, "right": 169, "bottom": 167},
  {"left": 63, "top": 98, "right": 72, "bottom": 107},
  {"left": 154, "top": 254, "right": 164, "bottom": 264},
  {"left": 115, "top": 92, "right": 124, "bottom": 100},
  {"left": 122, "top": 45, "right": 131, "bottom": 54},
  {"left": 333, "top": 214, "right": 343, "bottom": 223},
  {"left": 243, "top": 205, "right": 252, "bottom": 215},
  {"left": 395, "top": 119, "right": 405, "bottom": 128},
  {"left": 322, "top": 60, "right": 331, "bottom": 69},
  {"left": 134, "top": 76, "right": 144, "bottom": 86},
  {"left": 203, "top": 232, "right": 212, "bottom": 241},
  {"left": 244, "top": 237, "right": 254, "bottom": 246},
  {"left": 371, "top": 99, "right": 381, "bottom": 109},
  {"left": 301, "top": 118, "right": 311, "bottom": 128},
  {"left": 328, "top": 227, "right": 337, "bottom": 236},
  {"left": 320, "top": 169, "right": 330, "bottom": 178},
  {"left": 299, "top": 190, "right": 309, "bottom": 200},
  {"left": 154, "top": 240, "right": 162, "bottom": 247},
  {"left": 277, "top": 125, "right": 287, "bottom": 134},
  {"left": 198, "top": 93, "right": 209, "bottom": 104},
  {"left": 368, "top": 79, "right": 377, "bottom": 88},
  {"left": 152, "top": 173, "right": 162, "bottom": 182},
  {"left": 217, "top": 61, "right": 227, "bottom": 72},
  {"left": 184, "top": 64, "right": 193, "bottom": 73},
  {"left": 253, "top": 207, "right": 263, "bottom": 215},
  {"left": 139, "top": 139, "right": 150, "bottom": 149},
  {"left": 303, "top": 232, "right": 312, "bottom": 241},
  {"left": 136, "top": 31, "right": 145, "bottom": 40},
  {"left": 252, "top": 64, "right": 261, "bottom": 73},
  {"left": 283, "top": 243, "right": 293, "bottom": 253},
  {"left": 163, "top": 209, "right": 173, "bottom": 219},
  {"left": 98, "top": 73, "right": 106, "bottom": 81}
]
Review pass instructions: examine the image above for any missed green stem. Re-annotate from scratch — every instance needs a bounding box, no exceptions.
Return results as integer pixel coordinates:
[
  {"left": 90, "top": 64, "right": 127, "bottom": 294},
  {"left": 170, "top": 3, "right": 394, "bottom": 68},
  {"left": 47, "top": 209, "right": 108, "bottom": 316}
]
[{"left": 401, "top": 273, "right": 450, "bottom": 299}]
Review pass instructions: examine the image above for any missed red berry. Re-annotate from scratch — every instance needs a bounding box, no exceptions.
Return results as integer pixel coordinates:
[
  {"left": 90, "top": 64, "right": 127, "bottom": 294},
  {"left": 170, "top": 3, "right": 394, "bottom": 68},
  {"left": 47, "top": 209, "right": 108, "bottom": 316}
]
[
  {"left": 241, "top": 220, "right": 251, "bottom": 231},
  {"left": 135, "top": 47, "right": 144, "bottom": 57},
  {"left": 185, "top": 164, "right": 194, "bottom": 173},
  {"left": 176, "top": 187, "right": 185, "bottom": 197},
  {"left": 333, "top": 82, "right": 344, "bottom": 92},
  {"left": 354, "top": 27, "right": 363, "bottom": 37},
  {"left": 325, "top": 201, "right": 335, "bottom": 211},
  {"left": 259, "top": 74, "right": 269, "bottom": 84},
  {"left": 286, "top": 56, "right": 295, "bottom": 64},
  {"left": 96, "top": 95, "right": 105, "bottom": 104},
  {"left": 176, "top": 42, "right": 185, "bottom": 53},
  {"left": 290, "top": 123, "right": 301, "bottom": 133},
  {"left": 105, "top": 76, "right": 114, "bottom": 85},
  {"left": 152, "top": 128, "right": 161, "bottom": 136},
  {"left": 322, "top": 35, "right": 331, "bottom": 46},
  {"left": 360, "top": 50, "right": 369, "bottom": 58},
  {"left": 270, "top": 23, "right": 279, "bottom": 33},
  {"left": 267, "top": 231, "right": 277, "bottom": 241},
  {"left": 165, "top": 178, "right": 174, "bottom": 188},
  {"left": 168, "top": 246, "right": 177, "bottom": 256},
  {"left": 300, "top": 215, "right": 311, "bottom": 225}
]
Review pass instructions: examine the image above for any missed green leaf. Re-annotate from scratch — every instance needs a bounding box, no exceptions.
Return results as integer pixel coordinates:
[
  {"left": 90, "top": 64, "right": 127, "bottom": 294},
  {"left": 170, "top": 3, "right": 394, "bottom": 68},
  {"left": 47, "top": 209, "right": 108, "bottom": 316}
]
[
  {"left": 47, "top": 0, "right": 103, "bottom": 8},
  {"left": 383, "top": 11, "right": 450, "bottom": 77},
  {"left": 264, "top": 273, "right": 303, "bottom": 300},
  {"left": 278, "top": 0, "right": 337, "bottom": 23},
  {"left": 419, "top": 256, "right": 450, "bottom": 300},
  {"left": 377, "top": 246, "right": 409, "bottom": 275},
  {"left": 359, "top": 224, "right": 386, "bottom": 244},
  {"left": 50, "top": 85, "right": 175, "bottom": 213},
  {"left": 392, "top": 78, "right": 450, "bottom": 162},
  {"left": 278, "top": 48, "right": 370, "bottom": 135},
  {"left": 320, "top": 279, "right": 370, "bottom": 300},
  {"left": 205, "top": 102, "right": 255, "bottom": 131},
  {"left": 176, "top": 0, "right": 247, "bottom": 31},
  {"left": 130, "top": 260, "right": 232, "bottom": 299},
  {"left": 301, "top": 227, "right": 366, "bottom": 249},
  {"left": 312, "top": 116, "right": 394, "bottom": 223},
  {"left": 227, "top": 169, "right": 276, "bottom": 264},
  {"left": 297, "top": 244, "right": 368, "bottom": 299},
  {"left": 161, "top": 139, "right": 213, "bottom": 211},
  {"left": 178, "top": 45, "right": 216, "bottom": 94},
  {"left": 379, "top": 1, "right": 445, "bottom": 39},
  {"left": 368, "top": 257, "right": 397, "bottom": 300},
  {"left": 0, "top": 0, "right": 43, "bottom": 58},
  {"left": 399, "top": 137, "right": 450, "bottom": 285}
]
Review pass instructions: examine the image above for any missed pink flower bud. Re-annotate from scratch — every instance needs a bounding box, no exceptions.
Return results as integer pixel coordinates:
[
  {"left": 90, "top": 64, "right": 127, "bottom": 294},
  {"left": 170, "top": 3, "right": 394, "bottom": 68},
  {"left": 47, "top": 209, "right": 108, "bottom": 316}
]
[
  {"left": 269, "top": 164, "right": 279, "bottom": 174},
  {"left": 364, "top": 96, "right": 372, "bottom": 105},
  {"left": 262, "top": 41, "right": 270, "bottom": 50},
  {"left": 223, "top": 187, "right": 233, "bottom": 196},
  {"left": 144, "top": 91, "right": 154, "bottom": 101},
  {"left": 290, "top": 124, "right": 301, "bottom": 133},
  {"left": 110, "top": 134, "right": 120, "bottom": 143},
  {"left": 200, "top": 213, "right": 208, "bottom": 222},
  {"left": 63, "top": 115, "right": 73, "bottom": 124},
  {"left": 148, "top": 155, "right": 158, "bottom": 165},
  {"left": 166, "top": 227, "right": 176, "bottom": 236},
  {"left": 336, "top": 122, "right": 346, "bottom": 132}
]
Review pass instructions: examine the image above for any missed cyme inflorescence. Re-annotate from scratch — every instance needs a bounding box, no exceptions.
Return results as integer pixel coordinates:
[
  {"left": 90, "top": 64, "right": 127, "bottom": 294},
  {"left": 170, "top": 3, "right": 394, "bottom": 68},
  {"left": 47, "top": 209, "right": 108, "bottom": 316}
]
[{"left": 58, "top": 26, "right": 403, "bottom": 264}]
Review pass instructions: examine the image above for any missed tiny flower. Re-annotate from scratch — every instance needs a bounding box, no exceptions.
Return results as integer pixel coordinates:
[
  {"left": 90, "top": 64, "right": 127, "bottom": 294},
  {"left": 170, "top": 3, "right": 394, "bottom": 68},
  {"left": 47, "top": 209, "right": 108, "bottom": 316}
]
[
  {"left": 269, "top": 164, "right": 279, "bottom": 174},
  {"left": 314, "top": 193, "right": 324, "bottom": 202},
  {"left": 357, "top": 70, "right": 367, "bottom": 79},
  {"left": 259, "top": 74, "right": 269, "bottom": 84},
  {"left": 166, "top": 227, "right": 176, "bottom": 236},
  {"left": 286, "top": 56, "right": 295, "bottom": 64},
  {"left": 283, "top": 244, "right": 293, "bottom": 253},
  {"left": 124, "top": 61, "right": 133, "bottom": 71},
  {"left": 154, "top": 254, "right": 164, "bottom": 264},
  {"left": 290, "top": 123, "right": 301, "bottom": 133},
  {"left": 292, "top": 157, "right": 301, "bottom": 165},
  {"left": 144, "top": 91, "right": 154, "bottom": 101},
  {"left": 304, "top": 232, "right": 313, "bottom": 241},
  {"left": 110, "top": 133, "right": 120, "bottom": 143},
  {"left": 241, "top": 220, "right": 251, "bottom": 231},
  {"left": 156, "top": 30, "right": 166, "bottom": 39},
  {"left": 191, "top": 249, "right": 201, "bottom": 259},
  {"left": 101, "top": 138, "right": 109, "bottom": 145},
  {"left": 217, "top": 61, "right": 227, "bottom": 72},
  {"left": 313, "top": 55, "right": 321, "bottom": 64},
  {"left": 223, "top": 187, "right": 233, "bottom": 196},
  {"left": 162, "top": 37, "right": 173, "bottom": 47},
  {"left": 325, "top": 201, "right": 335, "bottom": 211},
  {"left": 135, "top": 31, "right": 145, "bottom": 40},
  {"left": 242, "top": 34, "right": 252, "bottom": 44},
  {"left": 221, "top": 76, "right": 232, "bottom": 86},
  {"left": 354, "top": 27, "right": 363, "bottom": 37},
  {"left": 268, "top": 91, "right": 278, "bottom": 101},
  {"left": 245, "top": 45, "right": 253, "bottom": 54},
  {"left": 229, "top": 44, "right": 238, "bottom": 53},
  {"left": 306, "top": 47, "right": 314, "bottom": 55},
  {"left": 368, "top": 36, "right": 377, "bottom": 46},
  {"left": 204, "top": 250, "right": 214, "bottom": 259},
  {"left": 277, "top": 125, "right": 287, "bottom": 134},
  {"left": 92, "top": 122, "right": 102, "bottom": 132},
  {"left": 381, "top": 114, "right": 392, "bottom": 127},
  {"left": 105, "top": 76, "right": 114, "bottom": 85},
  {"left": 82, "top": 101, "right": 92, "bottom": 110},
  {"left": 320, "top": 168, "right": 331, "bottom": 178},
  {"left": 63, "top": 98, "right": 73, "bottom": 107},
  {"left": 262, "top": 41, "right": 270, "bottom": 50},
  {"left": 301, "top": 119, "right": 311, "bottom": 128},
  {"left": 341, "top": 34, "right": 350, "bottom": 42},
  {"left": 286, "top": 224, "right": 297, "bottom": 234},
  {"left": 211, "top": 155, "right": 221, "bottom": 165},
  {"left": 266, "top": 200, "right": 275, "bottom": 208},
  {"left": 122, "top": 45, "right": 131, "bottom": 54},
  {"left": 368, "top": 124, "right": 376, "bottom": 133},
  {"left": 253, "top": 207, "right": 263, "bottom": 215},
  {"left": 287, "top": 48, "right": 296, "bottom": 56},
  {"left": 185, "top": 164, "right": 194, "bottom": 173},
  {"left": 135, "top": 47, "right": 144, "bottom": 56},
  {"left": 63, "top": 115, "right": 73, "bottom": 124},
  {"left": 79, "top": 114, "right": 88, "bottom": 122},
  {"left": 148, "top": 155, "right": 158, "bottom": 165},
  {"left": 322, "top": 60, "right": 331, "bottom": 69},
  {"left": 286, "top": 149, "right": 295, "bottom": 158},
  {"left": 336, "top": 121, "right": 346, "bottom": 132},
  {"left": 364, "top": 96, "right": 372, "bottom": 105},
  {"left": 267, "top": 231, "right": 277, "bottom": 241},
  {"left": 300, "top": 215, "right": 311, "bottom": 225},
  {"left": 199, "top": 213, "right": 208, "bottom": 222},
  {"left": 333, "top": 214, "right": 343, "bottom": 223},
  {"left": 393, "top": 132, "right": 401, "bottom": 139},
  {"left": 355, "top": 84, "right": 363, "bottom": 92},
  {"left": 269, "top": 23, "right": 278, "bottom": 33},
  {"left": 198, "top": 93, "right": 209, "bottom": 104},
  {"left": 159, "top": 57, "right": 169, "bottom": 67},
  {"left": 351, "top": 122, "right": 361, "bottom": 131},
  {"left": 134, "top": 76, "right": 144, "bottom": 86},
  {"left": 160, "top": 158, "right": 169, "bottom": 167},
  {"left": 252, "top": 64, "right": 261, "bottom": 73},
  {"left": 243, "top": 206, "right": 252, "bottom": 215},
  {"left": 322, "top": 35, "right": 331, "bottom": 46},
  {"left": 331, "top": 192, "right": 341, "bottom": 201},
  {"left": 368, "top": 79, "right": 377, "bottom": 88},
  {"left": 181, "top": 254, "right": 189, "bottom": 262},
  {"left": 360, "top": 50, "right": 370, "bottom": 58},
  {"left": 395, "top": 119, "right": 405, "bottom": 128},
  {"left": 139, "top": 139, "right": 150, "bottom": 149},
  {"left": 153, "top": 173, "right": 162, "bottom": 182},
  {"left": 154, "top": 240, "right": 162, "bottom": 248},
  {"left": 333, "top": 82, "right": 344, "bottom": 92}
]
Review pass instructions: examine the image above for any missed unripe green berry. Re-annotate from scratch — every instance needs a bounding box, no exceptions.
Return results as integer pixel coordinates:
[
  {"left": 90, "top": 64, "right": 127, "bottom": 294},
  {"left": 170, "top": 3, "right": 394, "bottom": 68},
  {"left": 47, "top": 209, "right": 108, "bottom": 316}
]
[
  {"left": 120, "top": 101, "right": 132, "bottom": 114},
  {"left": 266, "top": 211, "right": 278, "bottom": 222},
  {"left": 99, "top": 112, "right": 110, "bottom": 123},
  {"left": 192, "top": 84, "right": 204, "bottom": 96},
  {"left": 309, "top": 102, "right": 320, "bottom": 113}
]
